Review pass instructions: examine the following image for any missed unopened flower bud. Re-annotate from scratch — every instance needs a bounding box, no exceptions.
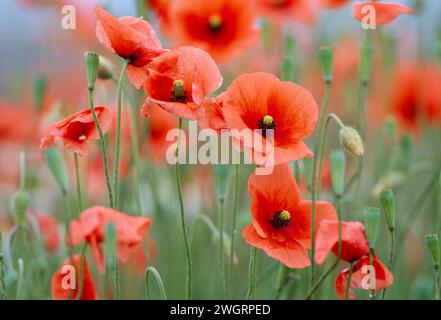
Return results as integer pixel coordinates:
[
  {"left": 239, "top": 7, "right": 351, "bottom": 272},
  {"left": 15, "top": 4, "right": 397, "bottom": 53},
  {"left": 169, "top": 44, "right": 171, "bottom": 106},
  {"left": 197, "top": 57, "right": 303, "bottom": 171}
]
[
  {"left": 330, "top": 149, "right": 345, "bottom": 196},
  {"left": 12, "top": 190, "right": 30, "bottom": 224},
  {"left": 319, "top": 46, "right": 333, "bottom": 84},
  {"left": 364, "top": 207, "right": 381, "bottom": 249},
  {"left": 97, "top": 55, "right": 115, "bottom": 80},
  {"left": 425, "top": 234, "right": 440, "bottom": 268},
  {"left": 380, "top": 189, "right": 395, "bottom": 232},
  {"left": 85, "top": 51, "right": 99, "bottom": 91},
  {"left": 339, "top": 126, "right": 364, "bottom": 157},
  {"left": 44, "top": 147, "right": 69, "bottom": 194}
]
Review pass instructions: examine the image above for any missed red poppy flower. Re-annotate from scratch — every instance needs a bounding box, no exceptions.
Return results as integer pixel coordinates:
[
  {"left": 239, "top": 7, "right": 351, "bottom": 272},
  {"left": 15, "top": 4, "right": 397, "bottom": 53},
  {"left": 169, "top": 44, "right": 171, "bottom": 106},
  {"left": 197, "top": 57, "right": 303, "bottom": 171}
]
[
  {"left": 95, "top": 6, "right": 166, "bottom": 89},
  {"left": 142, "top": 46, "right": 223, "bottom": 120},
  {"left": 222, "top": 72, "right": 318, "bottom": 166},
  {"left": 352, "top": 2, "right": 413, "bottom": 27},
  {"left": 256, "top": 0, "right": 316, "bottom": 24},
  {"left": 242, "top": 164, "right": 337, "bottom": 268},
  {"left": 315, "top": 220, "right": 370, "bottom": 265},
  {"left": 319, "top": 0, "right": 350, "bottom": 9},
  {"left": 335, "top": 253, "right": 394, "bottom": 299},
  {"left": 51, "top": 254, "right": 98, "bottom": 300},
  {"left": 125, "top": 236, "right": 156, "bottom": 274},
  {"left": 30, "top": 210, "right": 60, "bottom": 253},
  {"left": 390, "top": 61, "right": 441, "bottom": 133},
  {"left": 164, "top": 0, "right": 259, "bottom": 62},
  {"left": 40, "top": 106, "right": 112, "bottom": 157},
  {"left": 68, "top": 206, "right": 152, "bottom": 272},
  {"left": 198, "top": 93, "right": 227, "bottom": 132}
]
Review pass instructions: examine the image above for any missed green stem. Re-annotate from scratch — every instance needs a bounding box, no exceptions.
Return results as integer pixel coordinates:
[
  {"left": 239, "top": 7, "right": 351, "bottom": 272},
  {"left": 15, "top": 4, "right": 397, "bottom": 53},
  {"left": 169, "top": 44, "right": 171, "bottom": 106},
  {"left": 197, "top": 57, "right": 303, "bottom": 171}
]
[
  {"left": 228, "top": 163, "right": 240, "bottom": 297},
  {"left": 218, "top": 196, "right": 226, "bottom": 299},
  {"left": 113, "top": 60, "right": 129, "bottom": 210},
  {"left": 113, "top": 256, "right": 121, "bottom": 300},
  {"left": 88, "top": 89, "right": 114, "bottom": 208},
  {"left": 309, "top": 81, "right": 332, "bottom": 287},
  {"left": 274, "top": 264, "right": 289, "bottom": 300},
  {"left": 344, "top": 262, "right": 354, "bottom": 300},
  {"left": 0, "top": 231, "right": 6, "bottom": 300},
  {"left": 175, "top": 118, "right": 192, "bottom": 299},
  {"left": 434, "top": 265, "right": 440, "bottom": 300},
  {"left": 144, "top": 266, "right": 167, "bottom": 300},
  {"left": 246, "top": 247, "right": 257, "bottom": 300},
  {"left": 74, "top": 153, "right": 84, "bottom": 212},
  {"left": 369, "top": 249, "right": 375, "bottom": 300},
  {"left": 75, "top": 243, "right": 87, "bottom": 300},
  {"left": 16, "top": 258, "right": 24, "bottom": 299},
  {"left": 380, "top": 228, "right": 395, "bottom": 300}
]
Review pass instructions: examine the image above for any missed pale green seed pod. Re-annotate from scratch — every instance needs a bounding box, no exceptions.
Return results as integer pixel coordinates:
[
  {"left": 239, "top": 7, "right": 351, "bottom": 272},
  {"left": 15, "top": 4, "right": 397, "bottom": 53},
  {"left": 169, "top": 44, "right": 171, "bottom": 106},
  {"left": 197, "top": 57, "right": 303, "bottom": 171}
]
[
  {"left": 425, "top": 234, "right": 440, "bottom": 268},
  {"left": 380, "top": 189, "right": 395, "bottom": 232},
  {"left": 318, "top": 46, "right": 333, "bottom": 84},
  {"left": 364, "top": 207, "right": 381, "bottom": 249},
  {"left": 85, "top": 51, "right": 99, "bottom": 91}
]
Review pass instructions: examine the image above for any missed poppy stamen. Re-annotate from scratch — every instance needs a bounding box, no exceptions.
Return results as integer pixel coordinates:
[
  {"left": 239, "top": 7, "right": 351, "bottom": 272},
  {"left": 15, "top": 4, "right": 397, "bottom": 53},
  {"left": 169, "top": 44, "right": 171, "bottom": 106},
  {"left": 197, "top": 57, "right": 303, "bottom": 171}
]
[
  {"left": 270, "top": 210, "right": 291, "bottom": 229},
  {"left": 170, "top": 79, "right": 188, "bottom": 103},
  {"left": 78, "top": 135, "right": 87, "bottom": 141},
  {"left": 258, "top": 115, "right": 276, "bottom": 138},
  {"left": 208, "top": 13, "right": 223, "bottom": 32}
]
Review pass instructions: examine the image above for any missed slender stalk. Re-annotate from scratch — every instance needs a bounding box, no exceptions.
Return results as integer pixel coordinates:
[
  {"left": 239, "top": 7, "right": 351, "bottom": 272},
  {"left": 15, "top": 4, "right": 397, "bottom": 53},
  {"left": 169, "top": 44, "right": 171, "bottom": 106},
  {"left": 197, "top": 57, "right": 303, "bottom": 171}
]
[
  {"left": 113, "top": 60, "right": 129, "bottom": 210},
  {"left": 175, "top": 118, "right": 192, "bottom": 299},
  {"left": 380, "top": 228, "right": 395, "bottom": 299},
  {"left": 246, "top": 247, "right": 257, "bottom": 300},
  {"left": 127, "top": 95, "right": 142, "bottom": 214},
  {"left": 87, "top": 89, "right": 114, "bottom": 208},
  {"left": 344, "top": 262, "right": 354, "bottom": 300},
  {"left": 74, "top": 153, "right": 84, "bottom": 212},
  {"left": 0, "top": 231, "right": 6, "bottom": 300},
  {"left": 113, "top": 256, "right": 121, "bottom": 300},
  {"left": 274, "top": 264, "right": 289, "bottom": 300},
  {"left": 218, "top": 196, "right": 226, "bottom": 299},
  {"left": 368, "top": 249, "right": 375, "bottom": 300},
  {"left": 16, "top": 258, "right": 24, "bottom": 300},
  {"left": 434, "top": 265, "right": 440, "bottom": 300},
  {"left": 75, "top": 243, "right": 87, "bottom": 300},
  {"left": 228, "top": 163, "right": 240, "bottom": 296},
  {"left": 144, "top": 267, "right": 167, "bottom": 300},
  {"left": 310, "top": 82, "right": 331, "bottom": 286}
]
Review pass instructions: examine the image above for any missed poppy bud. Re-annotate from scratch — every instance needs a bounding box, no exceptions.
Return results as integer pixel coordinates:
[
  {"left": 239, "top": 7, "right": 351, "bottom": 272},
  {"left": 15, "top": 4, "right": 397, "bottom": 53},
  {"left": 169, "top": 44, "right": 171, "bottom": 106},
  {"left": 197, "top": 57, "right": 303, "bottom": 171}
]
[
  {"left": 380, "top": 189, "right": 395, "bottom": 232},
  {"left": 97, "top": 55, "right": 115, "bottom": 80},
  {"left": 330, "top": 149, "right": 345, "bottom": 197},
  {"left": 12, "top": 190, "right": 30, "bottom": 224},
  {"left": 44, "top": 147, "right": 69, "bottom": 194},
  {"left": 360, "top": 40, "right": 373, "bottom": 85},
  {"left": 85, "top": 52, "right": 99, "bottom": 91},
  {"left": 339, "top": 126, "right": 364, "bottom": 157},
  {"left": 318, "top": 46, "right": 333, "bottom": 84},
  {"left": 363, "top": 207, "right": 381, "bottom": 249},
  {"left": 425, "top": 234, "right": 440, "bottom": 269},
  {"left": 32, "top": 74, "right": 47, "bottom": 112}
]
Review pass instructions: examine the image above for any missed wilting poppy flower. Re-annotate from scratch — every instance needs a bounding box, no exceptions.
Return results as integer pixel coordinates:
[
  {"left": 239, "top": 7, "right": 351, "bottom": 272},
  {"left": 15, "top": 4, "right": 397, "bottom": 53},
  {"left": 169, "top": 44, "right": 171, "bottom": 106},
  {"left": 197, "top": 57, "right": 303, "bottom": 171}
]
[
  {"left": 51, "top": 254, "right": 98, "bottom": 300},
  {"left": 242, "top": 164, "right": 337, "bottom": 268},
  {"left": 95, "top": 6, "right": 166, "bottom": 89},
  {"left": 352, "top": 2, "right": 413, "bottom": 27},
  {"left": 315, "top": 220, "right": 370, "bottom": 265},
  {"left": 165, "top": 0, "right": 259, "bottom": 62},
  {"left": 30, "top": 210, "right": 60, "bottom": 253},
  {"left": 319, "top": 0, "right": 350, "bottom": 9},
  {"left": 222, "top": 72, "right": 318, "bottom": 166},
  {"left": 198, "top": 93, "right": 226, "bottom": 132},
  {"left": 141, "top": 46, "right": 223, "bottom": 120},
  {"left": 68, "top": 206, "right": 152, "bottom": 272},
  {"left": 40, "top": 106, "right": 112, "bottom": 157},
  {"left": 256, "top": 0, "right": 316, "bottom": 24},
  {"left": 335, "top": 253, "right": 394, "bottom": 299}
]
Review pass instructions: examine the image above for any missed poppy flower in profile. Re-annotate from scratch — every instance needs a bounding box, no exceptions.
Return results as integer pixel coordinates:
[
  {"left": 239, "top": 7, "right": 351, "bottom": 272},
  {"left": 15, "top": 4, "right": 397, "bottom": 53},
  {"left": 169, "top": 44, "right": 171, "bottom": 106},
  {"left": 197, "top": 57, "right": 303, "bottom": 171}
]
[
  {"left": 51, "top": 254, "right": 98, "bottom": 300},
  {"left": 198, "top": 93, "right": 227, "bottom": 132},
  {"left": 315, "top": 220, "right": 370, "bottom": 265},
  {"left": 256, "top": 0, "right": 316, "bottom": 24},
  {"left": 95, "top": 6, "right": 166, "bottom": 89},
  {"left": 352, "top": 2, "right": 413, "bottom": 27},
  {"left": 141, "top": 46, "right": 223, "bottom": 120},
  {"left": 242, "top": 164, "right": 337, "bottom": 268},
  {"left": 222, "top": 72, "right": 318, "bottom": 166},
  {"left": 30, "top": 210, "right": 60, "bottom": 253},
  {"left": 40, "top": 106, "right": 112, "bottom": 157},
  {"left": 68, "top": 206, "right": 152, "bottom": 272},
  {"left": 165, "top": 0, "right": 259, "bottom": 62},
  {"left": 335, "top": 253, "right": 394, "bottom": 299},
  {"left": 319, "top": 0, "right": 350, "bottom": 9}
]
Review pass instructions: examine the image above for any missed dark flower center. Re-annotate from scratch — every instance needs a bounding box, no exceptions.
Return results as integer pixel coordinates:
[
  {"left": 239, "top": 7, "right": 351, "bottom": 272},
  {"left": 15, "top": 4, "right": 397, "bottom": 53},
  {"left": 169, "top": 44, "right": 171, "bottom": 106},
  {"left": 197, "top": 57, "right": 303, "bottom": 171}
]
[
  {"left": 170, "top": 79, "right": 188, "bottom": 103},
  {"left": 270, "top": 210, "right": 291, "bottom": 229},
  {"left": 208, "top": 13, "right": 223, "bottom": 33},
  {"left": 257, "top": 115, "right": 276, "bottom": 138}
]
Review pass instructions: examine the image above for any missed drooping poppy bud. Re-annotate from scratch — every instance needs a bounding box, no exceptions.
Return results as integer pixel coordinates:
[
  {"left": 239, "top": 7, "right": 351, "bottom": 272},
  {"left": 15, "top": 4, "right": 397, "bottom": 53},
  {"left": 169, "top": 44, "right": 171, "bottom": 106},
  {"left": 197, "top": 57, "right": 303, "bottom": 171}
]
[{"left": 339, "top": 126, "right": 364, "bottom": 157}]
